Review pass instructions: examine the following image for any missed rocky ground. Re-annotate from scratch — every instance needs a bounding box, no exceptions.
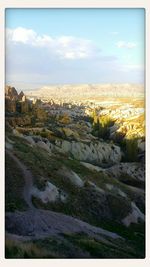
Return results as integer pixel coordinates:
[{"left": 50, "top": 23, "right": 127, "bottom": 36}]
[{"left": 5, "top": 86, "right": 145, "bottom": 258}]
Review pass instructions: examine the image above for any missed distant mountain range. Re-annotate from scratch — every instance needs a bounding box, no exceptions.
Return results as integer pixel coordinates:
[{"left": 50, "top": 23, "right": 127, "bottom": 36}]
[{"left": 26, "top": 84, "right": 144, "bottom": 100}]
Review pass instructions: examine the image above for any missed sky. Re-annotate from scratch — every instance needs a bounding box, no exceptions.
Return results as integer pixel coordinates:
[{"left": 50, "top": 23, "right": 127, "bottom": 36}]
[{"left": 5, "top": 8, "right": 145, "bottom": 90}]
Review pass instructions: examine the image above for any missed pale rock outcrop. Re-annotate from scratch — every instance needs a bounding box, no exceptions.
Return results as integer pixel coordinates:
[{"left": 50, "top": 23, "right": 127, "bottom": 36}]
[
  {"left": 5, "top": 141, "right": 13, "bottom": 150},
  {"left": 54, "top": 140, "right": 121, "bottom": 166},
  {"left": 6, "top": 137, "right": 15, "bottom": 144},
  {"left": 12, "top": 129, "right": 23, "bottom": 137},
  {"left": 62, "top": 127, "right": 80, "bottom": 140},
  {"left": 57, "top": 167, "right": 84, "bottom": 188},
  {"left": 122, "top": 202, "right": 145, "bottom": 227},
  {"left": 70, "top": 171, "right": 84, "bottom": 187},
  {"left": 81, "top": 161, "right": 145, "bottom": 182},
  {"left": 106, "top": 184, "right": 114, "bottom": 191},
  {"left": 117, "top": 189, "right": 127, "bottom": 198},
  {"left": 106, "top": 162, "right": 145, "bottom": 181},
  {"left": 109, "top": 124, "right": 120, "bottom": 135},
  {"left": 6, "top": 137, "right": 15, "bottom": 150},
  {"left": 138, "top": 140, "right": 145, "bottom": 152},
  {"left": 49, "top": 142, "right": 55, "bottom": 151},
  {"left": 88, "top": 181, "right": 105, "bottom": 194},
  {"left": 80, "top": 162, "right": 104, "bottom": 172},
  {"left": 36, "top": 141, "right": 51, "bottom": 153},
  {"left": 105, "top": 184, "right": 127, "bottom": 198},
  {"left": 31, "top": 181, "right": 65, "bottom": 203},
  {"left": 23, "top": 136, "right": 35, "bottom": 145}
]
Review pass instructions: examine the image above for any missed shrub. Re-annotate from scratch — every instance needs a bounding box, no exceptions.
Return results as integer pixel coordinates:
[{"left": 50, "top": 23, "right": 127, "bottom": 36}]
[
  {"left": 92, "top": 115, "right": 114, "bottom": 139},
  {"left": 124, "top": 138, "right": 138, "bottom": 162}
]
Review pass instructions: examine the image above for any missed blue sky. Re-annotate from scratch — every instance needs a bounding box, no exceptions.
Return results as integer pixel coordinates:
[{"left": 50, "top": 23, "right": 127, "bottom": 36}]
[{"left": 5, "top": 8, "right": 145, "bottom": 89}]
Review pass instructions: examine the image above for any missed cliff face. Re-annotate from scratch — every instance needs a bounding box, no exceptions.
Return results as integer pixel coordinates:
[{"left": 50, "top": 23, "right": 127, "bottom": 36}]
[
  {"left": 5, "top": 86, "right": 30, "bottom": 114},
  {"left": 5, "top": 98, "right": 16, "bottom": 113},
  {"left": 18, "top": 91, "right": 25, "bottom": 101},
  {"left": 53, "top": 139, "right": 121, "bottom": 166},
  {"left": 5, "top": 86, "right": 18, "bottom": 100},
  {"left": 5, "top": 85, "right": 49, "bottom": 128},
  {"left": 5, "top": 86, "right": 18, "bottom": 113}
]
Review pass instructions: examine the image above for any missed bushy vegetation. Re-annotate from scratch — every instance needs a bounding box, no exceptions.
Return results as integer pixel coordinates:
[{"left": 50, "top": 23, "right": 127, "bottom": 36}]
[
  {"left": 124, "top": 137, "right": 139, "bottom": 162},
  {"left": 91, "top": 111, "right": 114, "bottom": 139},
  {"left": 90, "top": 108, "right": 143, "bottom": 163},
  {"left": 33, "top": 107, "right": 48, "bottom": 121},
  {"left": 116, "top": 136, "right": 139, "bottom": 162},
  {"left": 57, "top": 113, "right": 72, "bottom": 124}
]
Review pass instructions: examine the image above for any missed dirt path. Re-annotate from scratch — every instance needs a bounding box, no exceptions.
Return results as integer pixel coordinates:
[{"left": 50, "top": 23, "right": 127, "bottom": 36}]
[
  {"left": 5, "top": 148, "right": 122, "bottom": 242},
  {"left": 6, "top": 209, "right": 122, "bottom": 243},
  {"left": 6, "top": 149, "right": 35, "bottom": 209}
]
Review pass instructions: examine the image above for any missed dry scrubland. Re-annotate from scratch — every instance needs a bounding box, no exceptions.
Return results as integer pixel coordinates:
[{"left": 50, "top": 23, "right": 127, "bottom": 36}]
[{"left": 5, "top": 84, "right": 145, "bottom": 258}]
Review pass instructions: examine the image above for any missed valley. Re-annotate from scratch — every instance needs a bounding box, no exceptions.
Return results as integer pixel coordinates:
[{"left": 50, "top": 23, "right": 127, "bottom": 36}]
[{"left": 5, "top": 84, "right": 145, "bottom": 258}]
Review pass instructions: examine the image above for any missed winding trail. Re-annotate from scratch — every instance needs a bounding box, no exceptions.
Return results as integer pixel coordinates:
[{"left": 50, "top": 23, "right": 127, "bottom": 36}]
[
  {"left": 6, "top": 147, "right": 123, "bottom": 243},
  {"left": 6, "top": 149, "right": 35, "bottom": 209}
]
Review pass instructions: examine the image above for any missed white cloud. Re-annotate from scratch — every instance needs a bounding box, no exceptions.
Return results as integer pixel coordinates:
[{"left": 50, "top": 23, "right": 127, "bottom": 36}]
[
  {"left": 56, "top": 35, "right": 96, "bottom": 59},
  {"left": 7, "top": 27, "right": 37, "bottom": 44},
  {"left": 116, "top": 41, "right": 137, "bottom": 49},
  {"left": 58, "top": 36, "right": 74, "bottom": 47},
  {"left": 5, "top": 27, "right": 144, "bottom": 86},
  {"left": 6, "top": 27, "right": 99, "bottom": 60}
]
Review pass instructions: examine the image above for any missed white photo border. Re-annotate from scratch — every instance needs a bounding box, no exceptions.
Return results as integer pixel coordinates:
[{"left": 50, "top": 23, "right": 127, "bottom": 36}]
[{"left": 0, "top": 1, "right": 150, "bottom": 267}]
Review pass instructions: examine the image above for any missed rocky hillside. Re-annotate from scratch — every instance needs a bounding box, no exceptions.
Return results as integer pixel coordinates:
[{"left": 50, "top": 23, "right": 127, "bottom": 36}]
[{"left": 5, "top": 86, "right": 145, "bottom": 258}]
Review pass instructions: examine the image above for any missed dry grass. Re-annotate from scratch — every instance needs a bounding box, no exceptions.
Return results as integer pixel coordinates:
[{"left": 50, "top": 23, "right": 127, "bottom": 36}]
[{"left": 5, "top": 238, "right": 56, "bottom": 258}]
